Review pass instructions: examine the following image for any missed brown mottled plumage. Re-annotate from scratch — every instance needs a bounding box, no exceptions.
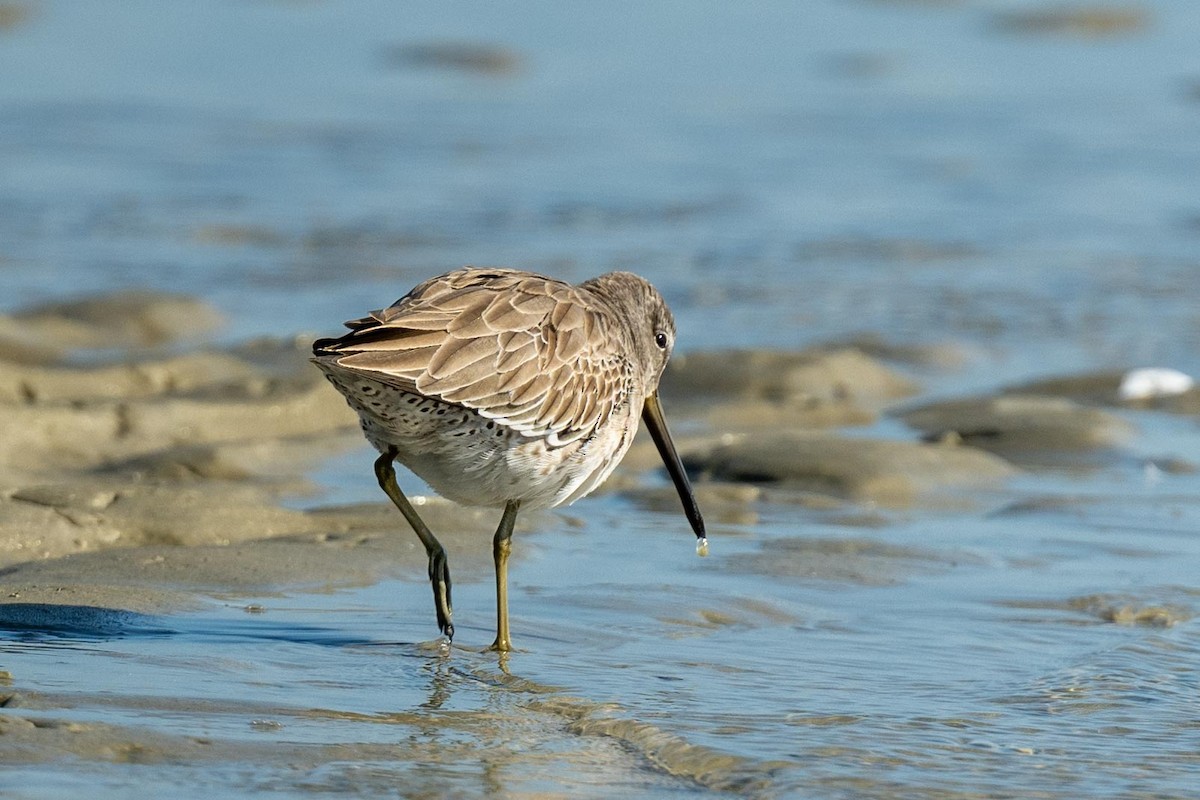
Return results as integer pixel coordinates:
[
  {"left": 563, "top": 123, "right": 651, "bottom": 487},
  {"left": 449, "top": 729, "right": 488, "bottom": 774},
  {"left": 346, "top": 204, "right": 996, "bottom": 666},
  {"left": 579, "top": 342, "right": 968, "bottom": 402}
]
[{"left": 312, "top": 267, "right": 706, "bottom": 651}]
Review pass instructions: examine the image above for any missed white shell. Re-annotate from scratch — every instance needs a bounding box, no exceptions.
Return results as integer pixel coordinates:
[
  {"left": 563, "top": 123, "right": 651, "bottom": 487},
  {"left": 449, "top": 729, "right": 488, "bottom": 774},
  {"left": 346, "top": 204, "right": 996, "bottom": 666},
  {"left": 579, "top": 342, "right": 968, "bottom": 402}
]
[{"left": 1117, "top": 368, "right": 1195, "bottom": 401}]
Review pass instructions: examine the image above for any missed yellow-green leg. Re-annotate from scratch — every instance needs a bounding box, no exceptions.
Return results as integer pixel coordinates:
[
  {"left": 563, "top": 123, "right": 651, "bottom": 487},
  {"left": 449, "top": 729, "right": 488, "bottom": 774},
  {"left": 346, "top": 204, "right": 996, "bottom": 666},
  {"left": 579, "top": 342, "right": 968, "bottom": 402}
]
[
  {"left": 491, "top": 500, "right": 521, "bottom": 652},
  {"left": 374, "top": 448, "right": 454, "bottom": 642}
]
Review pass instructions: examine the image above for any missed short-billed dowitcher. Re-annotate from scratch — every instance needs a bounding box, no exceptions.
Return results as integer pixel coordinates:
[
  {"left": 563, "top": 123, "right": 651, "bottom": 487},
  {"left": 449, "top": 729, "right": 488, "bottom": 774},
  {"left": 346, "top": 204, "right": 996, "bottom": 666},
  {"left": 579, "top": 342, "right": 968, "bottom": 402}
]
[{"left": 312, "top": 267, "right": 706, "bottom": 651}]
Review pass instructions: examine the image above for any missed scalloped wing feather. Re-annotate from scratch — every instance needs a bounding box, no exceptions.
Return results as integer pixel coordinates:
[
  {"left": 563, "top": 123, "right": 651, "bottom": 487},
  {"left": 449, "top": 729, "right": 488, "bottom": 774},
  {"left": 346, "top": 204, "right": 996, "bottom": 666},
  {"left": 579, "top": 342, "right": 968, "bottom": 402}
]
[{"left": 318, "top": 268, "right": 629, "bottom": 443}]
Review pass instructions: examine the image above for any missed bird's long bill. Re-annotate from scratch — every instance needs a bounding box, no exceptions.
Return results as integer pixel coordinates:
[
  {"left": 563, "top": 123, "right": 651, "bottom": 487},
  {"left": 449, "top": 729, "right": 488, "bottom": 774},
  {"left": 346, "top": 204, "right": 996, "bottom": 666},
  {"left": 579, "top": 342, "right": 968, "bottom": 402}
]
[{"left": 642, "top": 391, "right": 707, "bottom": 549}]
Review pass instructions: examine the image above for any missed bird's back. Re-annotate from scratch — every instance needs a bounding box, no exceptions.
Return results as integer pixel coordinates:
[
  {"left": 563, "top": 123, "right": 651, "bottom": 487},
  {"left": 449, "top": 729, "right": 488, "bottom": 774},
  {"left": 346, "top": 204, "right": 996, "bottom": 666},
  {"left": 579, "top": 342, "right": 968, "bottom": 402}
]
[{"left": 312, "top": 268, "right": 642, "bottom": 508}]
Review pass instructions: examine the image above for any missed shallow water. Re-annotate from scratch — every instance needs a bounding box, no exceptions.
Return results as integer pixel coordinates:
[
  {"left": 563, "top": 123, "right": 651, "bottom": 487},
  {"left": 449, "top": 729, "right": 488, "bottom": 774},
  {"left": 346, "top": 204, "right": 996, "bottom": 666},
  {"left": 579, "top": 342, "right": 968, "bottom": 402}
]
[
  {"left": 4, "top": 1, "right": 1200, "bottom": 797},
  {"left": 5, "top": 465, "right": 1200, "bottom": 797}
]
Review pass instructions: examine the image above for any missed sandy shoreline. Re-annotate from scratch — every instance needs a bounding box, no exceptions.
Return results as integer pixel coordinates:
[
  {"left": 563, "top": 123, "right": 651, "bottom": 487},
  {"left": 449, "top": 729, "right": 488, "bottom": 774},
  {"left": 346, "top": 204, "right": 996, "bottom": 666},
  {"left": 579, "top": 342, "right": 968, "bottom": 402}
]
[{"left": 3, "top": 288, "right": 1173, "bottom": 606}]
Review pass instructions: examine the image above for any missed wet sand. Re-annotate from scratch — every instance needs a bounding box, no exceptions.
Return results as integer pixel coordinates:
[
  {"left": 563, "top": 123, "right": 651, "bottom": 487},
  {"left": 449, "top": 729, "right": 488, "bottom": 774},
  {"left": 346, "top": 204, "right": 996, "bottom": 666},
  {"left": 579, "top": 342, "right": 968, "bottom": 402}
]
[
  {"left": 3, "top": 288, "right": 1165, "bottom": 793},
  {"left": 0, "top": 290, "right": 1031, "bottom": 585}
]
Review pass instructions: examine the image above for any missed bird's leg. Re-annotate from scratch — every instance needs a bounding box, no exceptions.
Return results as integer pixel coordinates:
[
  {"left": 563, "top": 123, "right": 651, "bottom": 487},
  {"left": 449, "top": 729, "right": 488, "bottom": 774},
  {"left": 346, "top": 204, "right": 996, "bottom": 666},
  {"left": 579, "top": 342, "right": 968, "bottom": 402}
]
[
  {"left": 490, "top": 499, "right": 521, "bottom": 652},
  {"left": 373, "top": 448, "right": 454, "bottom": 642}
]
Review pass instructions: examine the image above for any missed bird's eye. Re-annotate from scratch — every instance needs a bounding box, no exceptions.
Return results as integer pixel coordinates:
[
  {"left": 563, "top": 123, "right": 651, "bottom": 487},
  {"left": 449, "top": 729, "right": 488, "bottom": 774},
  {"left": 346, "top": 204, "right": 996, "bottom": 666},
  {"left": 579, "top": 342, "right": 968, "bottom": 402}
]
[{"left": 654, "top": 331, "right": 669, "bottom": 349}]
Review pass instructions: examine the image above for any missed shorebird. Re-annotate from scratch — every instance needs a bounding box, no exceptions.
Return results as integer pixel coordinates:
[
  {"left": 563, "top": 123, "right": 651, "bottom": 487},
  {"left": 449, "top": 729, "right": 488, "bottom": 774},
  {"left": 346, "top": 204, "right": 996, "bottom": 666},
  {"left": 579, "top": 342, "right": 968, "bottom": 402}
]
[{"left": 312, "top": 267, "right": 706, "bottom": 651}]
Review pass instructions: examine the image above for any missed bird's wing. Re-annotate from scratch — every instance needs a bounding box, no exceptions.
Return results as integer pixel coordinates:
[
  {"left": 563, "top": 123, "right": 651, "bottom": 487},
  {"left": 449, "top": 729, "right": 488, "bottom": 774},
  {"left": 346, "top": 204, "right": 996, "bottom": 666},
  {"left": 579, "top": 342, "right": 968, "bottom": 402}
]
[{"left": 315, "top": 268, "right": 631, "bottom": 444}]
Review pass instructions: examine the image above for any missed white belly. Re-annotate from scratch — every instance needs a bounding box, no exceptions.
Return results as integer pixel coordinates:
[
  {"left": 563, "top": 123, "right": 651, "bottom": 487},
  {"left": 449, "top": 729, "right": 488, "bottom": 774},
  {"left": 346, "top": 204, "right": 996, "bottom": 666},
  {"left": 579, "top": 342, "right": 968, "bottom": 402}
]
[{"left": 321, "top": 370, "right": 636, "bottom": 510}]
